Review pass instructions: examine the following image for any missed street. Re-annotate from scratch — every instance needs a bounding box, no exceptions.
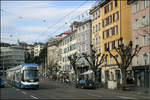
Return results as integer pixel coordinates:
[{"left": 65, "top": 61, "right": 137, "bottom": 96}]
[{"left": 1, "top": 78, "right": 149, "bottom": 99}]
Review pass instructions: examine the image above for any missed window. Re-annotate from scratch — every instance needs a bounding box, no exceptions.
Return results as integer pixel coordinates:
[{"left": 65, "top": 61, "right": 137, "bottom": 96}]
[
  {"left": 110, "top": 55, "right": 112, "bottom": 64},
  {"left": 109, "top": 28, "right": 112, "bottom": 37},
  {"left": 99, "top": 23, "right": 101, "bottom": 31},
  {"left": 112, "top": 26, "right": 115, "bottom": 35},
  {"left": 104, "top": 4, "right": 109, "bottom": 14},
  {"left": 113, "top": 11, "right": 119, "bottom": 22},
  {"left": 83, "top": 34, "right": 85, "bottom": 41},
  {"left": 106, "top": 29, "right": 109, "bottom": 38},
  {"left": 136, "top": 19, "right": 139, "bottom": 28},
  {"left": 112, "top": 40, "right": 115, "bottom": 49},
  {"left": 82, "top": 44, "right": 85, "bottom": 52},
  {"left": 143, "top": 35, "right": 148, "bottom": 45},
  {"left": 144, "top": 0, "right": 149, "bottom": 8},
  {"left": 114, "top": 25, "right": 118, "bottom": 35},
  {"left": 136, "top": 1, "right": 140, "bottom": 12},
  {"left": 96, "top": 12, "right": 97, "bottom": 19},
  {"left": 115, "top": 0, "right": 117, "bottom": 7},
  {"left": 109, "top": 42, "right": 112, "bottom": 50},
  {"left": 115, "top": 40, "right": 118, "bottom": 48},
  {"left": 98, "top": 9, "right": 101, "bottom": 17},
  {"left": 109, "top": 15, "right": 112, "bottom": 24},
  {"left": 109, "top": 2, "right": 113, "bottom": 11},
  {"left": 145, "top": 15, "right": 149, "bottom": 25},
  {"left": 139, "top": 36, "right": 143, "bottom": 47},
  {"left": 104, "top": 43, "right": 107, "bottom": 51}
]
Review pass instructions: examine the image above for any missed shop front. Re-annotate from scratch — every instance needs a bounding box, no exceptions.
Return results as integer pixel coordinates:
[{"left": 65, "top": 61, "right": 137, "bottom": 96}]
[{"left": 132, "top": 65, "right": 150, "bottom": 88}]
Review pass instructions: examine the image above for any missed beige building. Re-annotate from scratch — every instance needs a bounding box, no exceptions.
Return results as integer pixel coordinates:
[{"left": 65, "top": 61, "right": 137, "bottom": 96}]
[{"left": 33, "top": 43, "right": 45, "bottom": 57}]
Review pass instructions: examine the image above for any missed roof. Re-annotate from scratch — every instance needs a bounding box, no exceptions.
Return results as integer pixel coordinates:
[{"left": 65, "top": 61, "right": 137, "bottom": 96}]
[
  {"left": 22, "top": 64, "right": 38, "bottom": 66},
  {"left": 55, "top": 30, "right": 71, "bottom": 37}
]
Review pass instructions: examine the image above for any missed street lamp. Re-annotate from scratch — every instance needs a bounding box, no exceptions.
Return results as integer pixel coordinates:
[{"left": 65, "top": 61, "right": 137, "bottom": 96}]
[{"left": 143, "top": 53, "right": 148, "bottom": 65}]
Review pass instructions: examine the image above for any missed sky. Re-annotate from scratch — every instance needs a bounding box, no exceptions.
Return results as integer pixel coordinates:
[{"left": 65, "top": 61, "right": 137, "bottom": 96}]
[{"left": 1, "top": 0, "right": 96, "bottom": 44}]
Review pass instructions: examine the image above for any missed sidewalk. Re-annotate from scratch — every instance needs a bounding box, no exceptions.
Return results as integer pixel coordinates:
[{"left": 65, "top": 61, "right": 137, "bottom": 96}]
[{"left": 96, "top": 87, "right": 150, "bottom": 99}]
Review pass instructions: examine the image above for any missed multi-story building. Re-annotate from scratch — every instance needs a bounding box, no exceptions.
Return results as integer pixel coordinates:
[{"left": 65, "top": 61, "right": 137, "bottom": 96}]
[
  {"left": 47, "top": 38, "right": 61, "bottom": 75},
  {"left": 60, "top": 28, "right": 76, "bottom": 81},
  {"left": 0, "top": 43, "right": 25, "bottom": 71},
  {"left": 19, "top": 41, "right": 34, "bottom": 63},
  {"left": 34, "top": 43, "right": 45, "bottom": 57},
  {"left": 90, "top": 1, "right": 102, "bottom": 53},
  {"left": 128, "top": 0, "right": 150, "bottom": 88},
  {"left": 76, "top": 19, "right": 92, "bottom": 79},
  {"left": 91, "top": 0, "right": 131, "bottom": 89}
]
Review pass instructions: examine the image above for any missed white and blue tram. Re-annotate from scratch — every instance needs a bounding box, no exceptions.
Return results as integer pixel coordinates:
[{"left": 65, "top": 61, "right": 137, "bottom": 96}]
[{"left": 6, "top": 64, "right": 39, "bottom": 89}]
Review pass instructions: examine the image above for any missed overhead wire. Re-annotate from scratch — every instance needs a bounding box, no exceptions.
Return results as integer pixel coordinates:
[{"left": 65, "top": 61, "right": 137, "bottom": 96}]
[
  {"left": 43, "top": 0, "right": 90, "bottom": 34},
  {"left": 1, "top": 8, "right": 24, "bottom": 19}
]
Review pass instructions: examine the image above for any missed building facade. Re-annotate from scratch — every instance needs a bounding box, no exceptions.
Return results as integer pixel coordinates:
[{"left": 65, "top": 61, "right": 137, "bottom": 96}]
[
  {"left": 34, "top": 43, "right": 45, "bottom": 57},
  {"left": 128, "top": 0, "right": 150, "bottom": 88},
  {"left": 60, "top": 28, "right": 77, "bottom": 81},
  {"left": 76, "top": 19, "right": 92, "bottom": 79},
  {"left": 90, "top": 0, "right": 131, "bottom": 89},
  {"left": 0, "top": 43, "right": 25, "bottom": 71}
]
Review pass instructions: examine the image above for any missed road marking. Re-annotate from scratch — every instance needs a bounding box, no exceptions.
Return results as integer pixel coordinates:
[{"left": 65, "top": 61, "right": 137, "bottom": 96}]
[
  {"left": 16, "top": 89, "right": 20, "bottom": 91},
  {"left": 118, "top": 96, "right": 137, "bottom": 99},
  {"left": 21, "top": 91, "right": 26, "bottom": 94},
  {"left": 30, "top": 95, "right": 39, "bottom": 99},
  {"left": 87, "top": 93, "right": 102, "bottom": 98}
]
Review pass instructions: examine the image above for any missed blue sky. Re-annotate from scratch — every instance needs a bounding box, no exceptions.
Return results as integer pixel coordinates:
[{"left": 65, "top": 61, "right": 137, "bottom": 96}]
[{"left": 1, "top": 1, "right": 96, "bottom": 44}]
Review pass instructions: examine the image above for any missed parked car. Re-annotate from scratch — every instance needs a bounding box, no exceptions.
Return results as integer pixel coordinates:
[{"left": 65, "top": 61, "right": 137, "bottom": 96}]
[
  {"left": 76, "top": 80, "right": 95, "bottom": 89},
  {"left": 0, "top": 78, "right": 5, "bottom": 88}
]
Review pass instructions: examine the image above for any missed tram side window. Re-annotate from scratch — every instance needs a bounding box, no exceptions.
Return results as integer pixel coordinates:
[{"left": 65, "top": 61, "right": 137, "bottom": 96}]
[{"left": 15, "top": 71, "right": 21, "bottom": 82}]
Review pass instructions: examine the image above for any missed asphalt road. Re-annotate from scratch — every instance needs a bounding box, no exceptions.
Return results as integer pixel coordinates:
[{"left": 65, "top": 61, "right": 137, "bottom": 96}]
[{"left": 0, "top": 78, "right": 147, "bottom": 99}]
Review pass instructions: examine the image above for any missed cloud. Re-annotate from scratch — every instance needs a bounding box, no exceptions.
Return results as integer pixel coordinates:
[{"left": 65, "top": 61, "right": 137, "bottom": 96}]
[
  {"left": 18, "top": 26, "right": 47, "bottom": 33},
  {"left": 1, "top": 1, "right": 94, "bottom": 43}
]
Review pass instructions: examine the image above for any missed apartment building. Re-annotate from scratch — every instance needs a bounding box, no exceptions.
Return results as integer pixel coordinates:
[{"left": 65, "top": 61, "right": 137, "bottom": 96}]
[
  {"left": 90, "top": 0, "right": 131, "bottom": 89},
  {"left": 76, "top": 19, "right": 92, "bottom": 79},
  {"left": 60, "top": 28, "right": 77, "bottom": 81},
  {"left": 34, "top": 43, "right": 45, "bottom": 57},
  {"left": 128, "top": 0, "right": 150, "bottom": 88},
  {"left": 47, "top": 38, "right": 61, "bottom": 75},
  {"left": 90, "top": 2, "right": 102, "bottom": 53}
]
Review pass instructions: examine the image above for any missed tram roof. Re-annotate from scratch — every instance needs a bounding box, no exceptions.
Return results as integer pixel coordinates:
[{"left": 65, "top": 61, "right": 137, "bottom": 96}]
[
  {"left": 22, "top": 64, "right": 38, "bottom": 67},
  {"left": 6, "top": 64, "right": 38, "bottom": 72}
]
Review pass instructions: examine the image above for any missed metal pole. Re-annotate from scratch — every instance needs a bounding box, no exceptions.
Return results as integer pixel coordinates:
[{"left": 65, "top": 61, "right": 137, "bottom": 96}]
[{"left": 3, "top": 58, "right": 4, "bottom": 76}]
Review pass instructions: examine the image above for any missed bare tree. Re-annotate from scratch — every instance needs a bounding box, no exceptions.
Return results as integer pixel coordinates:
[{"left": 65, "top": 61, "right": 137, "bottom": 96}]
[
  {"left": 106, "top": 37, "right": 141, "bottom": 86},
  {"left": 68, "top": 53, "right": 81, "bottom": 85},
  {"left": 82, "top": 44, "right": 105, "bottom": 83}
]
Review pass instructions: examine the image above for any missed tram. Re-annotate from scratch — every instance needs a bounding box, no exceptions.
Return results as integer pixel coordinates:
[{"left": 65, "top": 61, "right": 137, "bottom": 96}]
[{"left": 6, "top": 64, "right": 39, "bottom": 89}]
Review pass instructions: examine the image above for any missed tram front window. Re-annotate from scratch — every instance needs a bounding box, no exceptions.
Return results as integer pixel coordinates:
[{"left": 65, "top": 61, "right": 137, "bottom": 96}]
[{"left": 23, "top": 70, "right": 38, "bottom": 82}]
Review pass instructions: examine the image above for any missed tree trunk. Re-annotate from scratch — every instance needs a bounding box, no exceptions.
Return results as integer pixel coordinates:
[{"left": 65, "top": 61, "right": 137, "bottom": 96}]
[
  {"left": 94, "top": 71, "right": 97, "bottom": 83},
  {"left": 121, "top": 69, "right": 127, "bottom": 85}
]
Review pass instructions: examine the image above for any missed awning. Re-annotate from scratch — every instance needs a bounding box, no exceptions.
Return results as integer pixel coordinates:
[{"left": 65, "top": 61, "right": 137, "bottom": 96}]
[{"left": 80, "top": 70, "right": 93, "bottom": 75}]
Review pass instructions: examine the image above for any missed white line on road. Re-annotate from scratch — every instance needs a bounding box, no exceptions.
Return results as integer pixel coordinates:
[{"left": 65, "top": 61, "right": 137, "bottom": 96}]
[
  {"left": 30, "top": 95, "right": 39, "bottom": 99},
  {"left": 16, "top": 89, "right": 20, "bottom": 91},
  {"left": 118, "top": 96, "right": 137, "bottom": 99},
  {"left": 87, "top": 93, "right": 102, "bottom": 98},
  {"left": 21, "top": 91, "right": 26, "bottom": 94}
]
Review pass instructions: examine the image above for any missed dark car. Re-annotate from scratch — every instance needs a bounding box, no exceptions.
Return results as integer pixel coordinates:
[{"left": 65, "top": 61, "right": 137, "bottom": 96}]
[
  {"left": 0, "top": 78, "right": 5, "bottom": 88},
  {"left": 76, "top": 80, "right": 95, "bottom": 89}
]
